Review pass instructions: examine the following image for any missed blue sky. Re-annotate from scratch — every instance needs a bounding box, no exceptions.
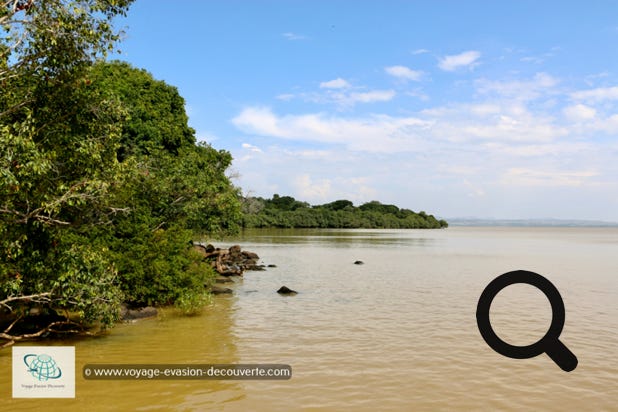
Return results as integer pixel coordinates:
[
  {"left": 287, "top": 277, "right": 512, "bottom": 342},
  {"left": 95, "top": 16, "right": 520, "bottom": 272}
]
[{"left": 116, "top": 1, "right": 618, "bottom": 221}]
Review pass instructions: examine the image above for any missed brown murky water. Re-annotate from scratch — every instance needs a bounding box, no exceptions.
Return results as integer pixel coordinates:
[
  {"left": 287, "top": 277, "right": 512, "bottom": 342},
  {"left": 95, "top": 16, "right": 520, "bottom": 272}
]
[{"left": 1, "top": 227, "right": 617, "bottom": 411}]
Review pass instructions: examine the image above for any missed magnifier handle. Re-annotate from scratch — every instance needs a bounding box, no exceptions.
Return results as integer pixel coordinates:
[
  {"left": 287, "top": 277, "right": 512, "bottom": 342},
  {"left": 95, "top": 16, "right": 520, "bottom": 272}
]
[{"left": 546, "top": 339, "right": 578, "bottom": 372}]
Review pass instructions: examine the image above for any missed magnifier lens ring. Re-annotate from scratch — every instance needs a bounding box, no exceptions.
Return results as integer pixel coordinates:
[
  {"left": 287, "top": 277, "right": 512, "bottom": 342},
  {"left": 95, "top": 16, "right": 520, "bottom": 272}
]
[{"left": 476, "top": 270, "right": 566, "bottom": 359}]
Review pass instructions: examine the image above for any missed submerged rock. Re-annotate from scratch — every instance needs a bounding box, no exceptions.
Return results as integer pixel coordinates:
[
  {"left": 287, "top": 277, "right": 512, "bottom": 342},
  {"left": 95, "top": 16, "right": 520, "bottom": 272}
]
[
  {"left": 215, "top": 277, "right": 235, "bottom": 284},
  {"left": 277, "top": 286, "right": 298, "bottom": 295},
  {"left": 121, "top": 305, "right": 158, "bottom": 321},
  {"left": 210, "top": 286, "right": 233, "bottom": 295}
]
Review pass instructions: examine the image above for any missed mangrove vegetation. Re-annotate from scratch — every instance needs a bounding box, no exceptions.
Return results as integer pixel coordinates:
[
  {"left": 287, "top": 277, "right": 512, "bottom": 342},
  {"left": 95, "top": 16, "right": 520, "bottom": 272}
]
[{"left": 242, "top": 195, "right": 448, "bottom": 229}]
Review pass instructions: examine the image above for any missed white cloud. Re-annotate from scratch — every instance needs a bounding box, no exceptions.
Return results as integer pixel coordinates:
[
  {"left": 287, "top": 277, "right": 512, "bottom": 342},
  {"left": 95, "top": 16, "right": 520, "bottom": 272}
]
[
  {"left": 385, "top": 65, "right": 423, "bottom": 81},
  {"left": 571, "top": 86, "right": 618, "bottom": 102},
  {"left": 230, "top": 70, "right": 618, "bottom": 220},
  {"left": 242, "top": 143, "right": 262, "bottom": 153},
  {"left": 501, "top": 168, "right": 599, "bottom": 187},
  {"left": 294, "top": 174, "right": 332, "bottom": 202},
  {"left": 282, "top": 32, "right": 308, "bottom": 41},
  {"left": 421, "top": 102, "right": 567, "bottom": 143},
  {"left": 476, "top": 72, "right": 559, "bottom": 100},
  {"left": 276, "top": 93, "right": 295, "bottom": 101},
  {"left": 232, "top": 107, "right": 283, "bottom": 137},
  {"left": 320, "top": 78, "right": 351, "bottom": 89},
  {"left": 563, "top": 104, "right": 596, "bottom": 121},
  {"left": 412, "top": 48, "right": 429, "bottom": 55},
  {"left": 348, "top": 89, "right": 395, "bottom": 103},
  {"left": 292, "top": 87, "right": 395, "bottom": 108},
  {"left": 484, "top": 142, "right": 594, "bottom": 157},
  {"left": 438, "top": 50, "right": 481, "bottom": 71},
  {"left": 232, "top": 107, "right": 430, "bottom": 152},
  {"left": 232, "top": 99, "right": 573, "bottom": 154}
]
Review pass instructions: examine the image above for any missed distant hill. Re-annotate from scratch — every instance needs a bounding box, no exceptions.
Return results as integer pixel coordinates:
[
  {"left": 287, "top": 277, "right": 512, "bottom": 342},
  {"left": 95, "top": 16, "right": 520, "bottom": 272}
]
[{"left": 446, "top": 218, "right": 618, "bottom": 227}]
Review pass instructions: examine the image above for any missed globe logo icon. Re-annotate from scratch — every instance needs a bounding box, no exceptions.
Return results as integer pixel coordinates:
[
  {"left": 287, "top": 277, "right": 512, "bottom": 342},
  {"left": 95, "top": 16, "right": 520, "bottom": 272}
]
[{"left": 23, "top": 354, "right": 62, "bottom": 381}]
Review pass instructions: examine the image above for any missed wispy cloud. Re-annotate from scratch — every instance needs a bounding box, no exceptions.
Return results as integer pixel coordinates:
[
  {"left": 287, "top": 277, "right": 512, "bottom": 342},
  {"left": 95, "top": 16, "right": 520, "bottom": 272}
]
[
  {"left": 276, "top": 93, "right": 295, "bottom": 101},
  {"left": 283, "top": 78, "right": 394, "bottom": 108},
  {"left": 476, "top": 72, "right": 559, "bottom": 100},
  {"left": 501, "top": 168, "right": 599, "bottom": 187},
  {"left": 242, "top": 143, "right": 262, "bottom": 153},
  {"left": 563, "top": 104, "right": 596, "bottom": 121},
  {"left": 385, "top": 65, "right": 423, "bottom": 81},
  {"left": 294, "top": 174, "right": 332, "bottom": 201},
  {"left": 571, "top": 86, "right": 618, "bottom": 102},
  {"left": 412, "top": 48, "right": 429, "bottom": 55},
  {"left": 232, "top": 107, "right": 429, "bottom": 151},
  {"left": 320, "top": 77, "right": 351, "bottom": 89},
  {"left": 232, "top": 66, "right": 618, "bottom": 219},
  {"left": 348, "top": 90, "right": 395, "bottom": 103},
  {"left": 282, "top": 32, "right": 308, "bottom": 41},
  {"left": 438, "top": 50, "right": 481, "bottom": 71}
]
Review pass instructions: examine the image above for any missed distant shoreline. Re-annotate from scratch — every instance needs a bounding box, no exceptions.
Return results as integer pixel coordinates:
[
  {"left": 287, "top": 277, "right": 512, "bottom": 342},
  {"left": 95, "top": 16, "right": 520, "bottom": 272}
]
[{"left": 445, "top": 218, "right": 618, "bottom": 228}]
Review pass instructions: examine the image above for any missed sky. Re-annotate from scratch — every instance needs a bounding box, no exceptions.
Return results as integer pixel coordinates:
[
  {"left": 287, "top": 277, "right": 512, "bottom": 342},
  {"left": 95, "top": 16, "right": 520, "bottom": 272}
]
[{"left": 115, "top": 1, "right": 618, "bottom": 221}]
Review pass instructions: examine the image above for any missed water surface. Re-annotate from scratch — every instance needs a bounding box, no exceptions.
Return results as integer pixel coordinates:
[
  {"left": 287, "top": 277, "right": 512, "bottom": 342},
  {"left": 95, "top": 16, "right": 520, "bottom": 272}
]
[{"left": 1, "top": 227, "right": 617, "bottom": 410}]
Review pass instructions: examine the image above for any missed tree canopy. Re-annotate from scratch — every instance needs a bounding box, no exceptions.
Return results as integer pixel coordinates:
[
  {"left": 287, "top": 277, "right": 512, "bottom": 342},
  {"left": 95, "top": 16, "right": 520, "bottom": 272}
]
[
  {"left": 242, "top": 195, "right": 448, "bottom": 229},
  {"left": 1, "top": 1, "right": 241, "bottom": 347}
]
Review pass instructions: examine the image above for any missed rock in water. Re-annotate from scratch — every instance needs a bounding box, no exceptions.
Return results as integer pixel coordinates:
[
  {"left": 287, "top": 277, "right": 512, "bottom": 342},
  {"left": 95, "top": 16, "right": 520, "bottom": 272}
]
[
  {"left": 210, "top": 286, "right": 233, "bottom": 295},
  {"left": 215, "top": 277, "right": 234, "bottom": 284},
  {"left": 120, "top": 305, "right": 158, "bottom": 321},
  {"left": 277, "top": 286, "right": 298, "bottom": 295}
]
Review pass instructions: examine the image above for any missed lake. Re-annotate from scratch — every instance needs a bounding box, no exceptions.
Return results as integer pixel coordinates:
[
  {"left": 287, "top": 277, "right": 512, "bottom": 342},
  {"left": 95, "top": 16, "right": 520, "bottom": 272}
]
[{"left": 1, "top": 227, "right": 617, "bottom": 410}]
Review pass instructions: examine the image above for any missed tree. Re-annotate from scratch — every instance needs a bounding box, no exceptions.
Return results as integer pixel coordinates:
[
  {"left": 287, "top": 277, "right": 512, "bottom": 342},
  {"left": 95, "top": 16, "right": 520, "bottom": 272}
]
[
  {"left": 88, "top": 61, "right": 196, "bottom": 159},
  {"left": 1, "top": 0, "right": 133, "bottom": 347},
  {"left": 85, "top": 62, "right": 242, "bottom": 308},
  {"left": 321, "top": 199, "right": 354, "bottom": 211},
  {"left": 242, "top": 195, "right": 448, "bottom": 229}
]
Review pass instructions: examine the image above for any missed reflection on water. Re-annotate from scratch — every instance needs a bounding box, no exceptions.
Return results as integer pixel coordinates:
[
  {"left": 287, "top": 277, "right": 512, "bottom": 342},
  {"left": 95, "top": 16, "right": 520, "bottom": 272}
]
[
  {"left": 1, "top": 227, "right": 617, "bottom": 411},
  {"left": 234, "top": 228, "right": 443, "bottom": 248},
  {"left": 0, "top": 297, "right": 244, "bottom": 411}
]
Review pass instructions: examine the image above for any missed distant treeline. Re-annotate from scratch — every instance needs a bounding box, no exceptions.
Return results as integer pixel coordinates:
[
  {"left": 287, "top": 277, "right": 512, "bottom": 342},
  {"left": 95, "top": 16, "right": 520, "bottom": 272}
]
[{"left": 241, "top": 195, "right": 448, "bottom": 229}]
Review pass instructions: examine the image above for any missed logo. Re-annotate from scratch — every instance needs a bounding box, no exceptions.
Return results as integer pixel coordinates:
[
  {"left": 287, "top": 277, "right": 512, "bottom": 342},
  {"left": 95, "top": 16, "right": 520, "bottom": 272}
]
[
  {"left": 24, "top": 353, "right": 63, "bottom": 381},
  {"left": 12, "top": 346, "right": 75, "bottom": 398},
  {"left": 476, "top": 270, "right": 578, "bottom": 372}
]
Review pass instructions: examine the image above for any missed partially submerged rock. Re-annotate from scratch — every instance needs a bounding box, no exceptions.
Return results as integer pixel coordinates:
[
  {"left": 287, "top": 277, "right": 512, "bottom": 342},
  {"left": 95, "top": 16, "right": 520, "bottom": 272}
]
[
  {"left": 277, "top": 286, "right": 298, "bottom": 295},
  {"left": 195, "top": 243, "right": 264, "bottom": 276},
  {"left": 210, "top": 286, "right": 233, "bottom": 295},
  {"left": 121, "top": 304, "right": 158, "bottom": 321},
  {"left": 215, "top": 277, "right": 235, "bottom": 284}
]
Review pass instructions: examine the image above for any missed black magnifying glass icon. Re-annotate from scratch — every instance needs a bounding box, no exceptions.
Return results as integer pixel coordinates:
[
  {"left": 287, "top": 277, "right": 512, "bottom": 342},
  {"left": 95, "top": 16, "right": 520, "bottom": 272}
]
[{"left": 476, "top": 270, "right": 578, "bottom": 372}]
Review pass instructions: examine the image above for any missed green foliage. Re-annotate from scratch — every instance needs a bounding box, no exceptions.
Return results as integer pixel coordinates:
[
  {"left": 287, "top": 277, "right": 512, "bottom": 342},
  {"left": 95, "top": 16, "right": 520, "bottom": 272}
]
[
  {"left": 1, "top": 1, "right": 133, "bottom": 340},
  {"left": 265, "top": 194, "right": 309, "bottom": 211},
  {"left": 88, "top": 61, "right": 196, "bottom": 158},
  {"left": 243, "top": 195, "right": 448, "bottom": 229},
  {"left": 109, "top": 226, "right": 215, "bottom": 307},
  {"left": 1, "top": 1, "right": 242, "bottom": 345},
  {"left": 88, "top": 62, "right": 241, "bottom": 310}
]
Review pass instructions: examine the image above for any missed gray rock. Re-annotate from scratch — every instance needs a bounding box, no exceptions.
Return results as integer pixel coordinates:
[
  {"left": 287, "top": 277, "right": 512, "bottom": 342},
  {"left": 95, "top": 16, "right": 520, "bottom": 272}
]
[{"left": 277, "top": 286, "right": 298, "bottom": 295}]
